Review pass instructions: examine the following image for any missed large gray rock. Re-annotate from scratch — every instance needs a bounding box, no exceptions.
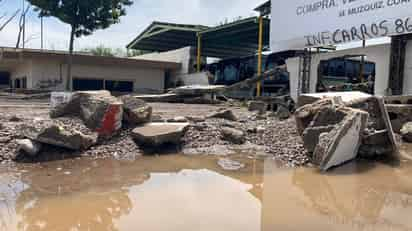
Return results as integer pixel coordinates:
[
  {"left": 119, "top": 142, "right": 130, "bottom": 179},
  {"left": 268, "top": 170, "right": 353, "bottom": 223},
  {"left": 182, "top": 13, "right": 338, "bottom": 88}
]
[
  {"left": 221, "top": 127, "right": 246, "bottom": 144},
  {"left": 275, "top": 105, "right": 291, "bottom": 120},
  {"left": 23, "top": 123, "right": 98, "bottom": 150},
  {"left": 131, "top": 123, "right": 189, "bottom": 147},
  {"left": 401, "top": 122, "right": 412, "bottom": 142},
  {"left": 50, "top": 91, "right": 123, "bottom": 137},
  {"left": 248, "top": 101, "right": 267, "bottom": 114},
  {"left": 120, "top": 95, "right": 152, "bottom": 125},
  {"left": 16, "top": 139, "right": 42, "bottom": 156},
  {"left": 208, "top": 109, "right": 238, "bottom": 121}
]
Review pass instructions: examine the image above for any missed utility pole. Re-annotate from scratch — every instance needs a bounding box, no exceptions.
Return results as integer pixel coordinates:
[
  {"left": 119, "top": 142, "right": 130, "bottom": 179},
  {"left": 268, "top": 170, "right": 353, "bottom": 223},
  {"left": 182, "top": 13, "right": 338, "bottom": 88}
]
[
  {"left": 22, "top": 0, "right": 25, "bottom": 49},
  {"left": 41, "top": 16, "right": 43, "bottom": 49}
]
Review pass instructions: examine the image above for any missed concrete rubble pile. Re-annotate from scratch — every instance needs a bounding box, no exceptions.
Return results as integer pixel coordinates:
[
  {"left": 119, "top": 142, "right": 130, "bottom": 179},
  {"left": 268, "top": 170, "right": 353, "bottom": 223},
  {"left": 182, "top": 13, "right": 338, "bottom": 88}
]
[
  {"left": 296, "top": 93, "right": 399, "bottom": 171},
  {"left": 15, "top": 91, "right": 190, "bottom": 158}
]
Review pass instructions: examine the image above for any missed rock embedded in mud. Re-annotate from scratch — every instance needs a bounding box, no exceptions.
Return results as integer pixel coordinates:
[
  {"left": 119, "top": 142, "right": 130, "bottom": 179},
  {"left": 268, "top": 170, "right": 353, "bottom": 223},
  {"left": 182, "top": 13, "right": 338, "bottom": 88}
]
[
  {"left": 120, "top": 95, "right": 152, "bottom": 126},
  {"left": 22, "top": 122, "right": 98, "bottom": 151},
  {"left": 221, "top": 127, "right": 246, "bottom": 144},
  {"left": 131, "top": 123, "right": 189, "bottom": 147},
  {"left": 401, "top": 122, "right": 412, "bottom": 143},
  {"left": 16, "top": 139, "right": 42, "bottom": 156},
  {"left": 208, "top": 109, "right": 238, "bottom": 121}
]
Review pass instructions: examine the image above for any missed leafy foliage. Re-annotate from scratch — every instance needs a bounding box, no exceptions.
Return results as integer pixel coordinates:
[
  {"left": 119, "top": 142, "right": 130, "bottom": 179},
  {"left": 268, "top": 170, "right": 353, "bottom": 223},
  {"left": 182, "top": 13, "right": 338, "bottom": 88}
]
[
  {"left": 27, "top": 0, "right": 133, "bottom": 38},
  {"left": 82, "top": 45, "right": 147, "bottom": 57}
]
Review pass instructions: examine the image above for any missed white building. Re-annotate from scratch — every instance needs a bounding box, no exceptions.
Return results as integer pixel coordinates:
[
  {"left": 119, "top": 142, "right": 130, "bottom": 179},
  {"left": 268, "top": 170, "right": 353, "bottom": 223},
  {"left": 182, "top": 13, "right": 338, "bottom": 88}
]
[
  {"left": 0, "top": 48, "right": 181, "bottom": 93},
  {"left": 286, "top": 42, "right": 412, "bottom": 102}
]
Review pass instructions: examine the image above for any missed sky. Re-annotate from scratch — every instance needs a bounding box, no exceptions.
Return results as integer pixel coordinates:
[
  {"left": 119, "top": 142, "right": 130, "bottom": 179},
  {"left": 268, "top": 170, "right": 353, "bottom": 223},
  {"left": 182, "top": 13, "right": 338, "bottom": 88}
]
[{"left": 0, "top": 0, "right": 265, "bottom": 51}]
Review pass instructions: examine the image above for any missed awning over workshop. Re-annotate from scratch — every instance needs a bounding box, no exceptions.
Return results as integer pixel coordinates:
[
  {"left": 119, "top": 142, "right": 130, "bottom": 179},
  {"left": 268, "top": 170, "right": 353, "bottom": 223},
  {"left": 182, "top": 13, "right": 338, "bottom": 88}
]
[
  {"left": 199, "top": 17, "right": 270, "bottom": 58},
  {"left": 126, "top": 21, "right": 209, "bottom": 52},
  {"left": 127, "top": 17, "right": 270, "bottom": 59}
]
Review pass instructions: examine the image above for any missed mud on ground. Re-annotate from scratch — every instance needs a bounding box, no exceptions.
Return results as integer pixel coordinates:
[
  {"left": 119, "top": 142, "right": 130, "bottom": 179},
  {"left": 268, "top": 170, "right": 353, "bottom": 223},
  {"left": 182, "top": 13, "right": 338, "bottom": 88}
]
[{"left": 0, "top": 100, "right": 309, "bottom": 166}]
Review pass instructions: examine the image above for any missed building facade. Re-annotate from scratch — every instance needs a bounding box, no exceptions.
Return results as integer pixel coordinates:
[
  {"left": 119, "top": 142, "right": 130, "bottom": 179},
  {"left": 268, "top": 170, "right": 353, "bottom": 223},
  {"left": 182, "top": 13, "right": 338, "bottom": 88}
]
[{"left": 0, "top": 48, "right": 181, "bottom": 93}]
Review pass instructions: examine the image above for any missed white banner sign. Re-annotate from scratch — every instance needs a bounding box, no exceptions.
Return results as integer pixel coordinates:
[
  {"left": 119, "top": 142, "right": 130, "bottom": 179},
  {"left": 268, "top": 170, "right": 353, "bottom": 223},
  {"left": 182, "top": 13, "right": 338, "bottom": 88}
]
[{"left": 270, "top": 0, "right": 412, "bottom": 52}]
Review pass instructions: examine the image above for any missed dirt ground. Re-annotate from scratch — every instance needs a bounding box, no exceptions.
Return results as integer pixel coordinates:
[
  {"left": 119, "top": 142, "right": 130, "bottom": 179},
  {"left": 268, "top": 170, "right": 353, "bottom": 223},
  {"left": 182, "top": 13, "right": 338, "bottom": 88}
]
[{"left": 0, "top": 98, "right": 309, "bottom": 166}]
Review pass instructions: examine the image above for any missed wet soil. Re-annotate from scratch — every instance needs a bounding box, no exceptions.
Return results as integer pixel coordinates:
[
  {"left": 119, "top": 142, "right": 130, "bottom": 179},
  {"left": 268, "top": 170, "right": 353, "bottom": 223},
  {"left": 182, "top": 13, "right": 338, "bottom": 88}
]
[
  {"left": 0, "top": 100, "right": 308, "bottom": 166},
  {"left": 0, "top": 154, "right": 411, "bottom": 231}
]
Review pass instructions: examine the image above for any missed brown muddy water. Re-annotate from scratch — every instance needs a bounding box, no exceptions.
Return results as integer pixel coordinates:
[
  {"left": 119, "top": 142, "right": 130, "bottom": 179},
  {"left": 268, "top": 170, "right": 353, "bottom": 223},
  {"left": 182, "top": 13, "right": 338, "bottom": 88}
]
[{"left": 0, "top": 153, "right": 412, "bottom": 231}]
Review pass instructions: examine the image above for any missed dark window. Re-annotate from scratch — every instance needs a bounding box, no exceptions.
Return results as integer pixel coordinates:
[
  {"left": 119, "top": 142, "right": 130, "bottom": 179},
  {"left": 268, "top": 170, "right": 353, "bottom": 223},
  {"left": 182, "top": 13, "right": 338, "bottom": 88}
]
[
  {"left": 14, "top": 79, "right": 21, "bottom": 89},
  {"left": 105, "top": 80, "right": 134, "bottom": 92},
  {"left": 22, "top": 77, "right": 27, "bottom": 89},
  {"left": 0, "top": 72, "right": 10, "bottom": 85},
  {"left": 72, "top": 78, "right": 104, "bottom": 91}
]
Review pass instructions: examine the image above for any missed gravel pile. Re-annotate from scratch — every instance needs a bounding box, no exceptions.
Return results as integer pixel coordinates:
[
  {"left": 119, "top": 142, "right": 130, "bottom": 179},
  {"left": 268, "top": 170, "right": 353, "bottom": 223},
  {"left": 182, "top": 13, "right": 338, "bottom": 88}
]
[
  {"left": 183, "top": 115, "right": 309, "bottom": 167},
  {"left": 0, "top": 103, "right": 310, "bottom": 167}
]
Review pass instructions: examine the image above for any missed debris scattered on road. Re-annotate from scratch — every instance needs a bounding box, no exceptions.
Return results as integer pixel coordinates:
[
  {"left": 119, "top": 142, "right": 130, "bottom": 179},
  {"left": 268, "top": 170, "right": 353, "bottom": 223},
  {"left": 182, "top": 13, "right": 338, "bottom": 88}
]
[
  {"left": 296, "top": 93, "right": 399, "bottom": 171},
  {"left": 131, "top": 122, "right": 189, "bottom": 147}
]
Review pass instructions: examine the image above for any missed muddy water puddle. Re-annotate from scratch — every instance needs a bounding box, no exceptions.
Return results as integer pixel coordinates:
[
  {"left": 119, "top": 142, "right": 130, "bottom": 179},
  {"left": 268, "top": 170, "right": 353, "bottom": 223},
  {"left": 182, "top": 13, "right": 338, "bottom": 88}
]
[{"left": 0, "top": 154, "right": 411, "bottom": 231}]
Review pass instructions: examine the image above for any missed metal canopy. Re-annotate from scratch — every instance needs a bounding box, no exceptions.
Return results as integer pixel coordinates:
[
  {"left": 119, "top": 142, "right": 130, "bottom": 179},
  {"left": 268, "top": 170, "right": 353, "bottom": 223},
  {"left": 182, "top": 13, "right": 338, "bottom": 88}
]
[
  {"left": 254, "top": 1, "right": 271, "bottom": 16},
  {"left": 126, "top": 22, "right": 209, "bottom": 52},
  {"left": 127, "top": 17, "right": 270, "bottom": 59},
  {"left": 200, "top": 17, "right": 270, "bottom": 58}
]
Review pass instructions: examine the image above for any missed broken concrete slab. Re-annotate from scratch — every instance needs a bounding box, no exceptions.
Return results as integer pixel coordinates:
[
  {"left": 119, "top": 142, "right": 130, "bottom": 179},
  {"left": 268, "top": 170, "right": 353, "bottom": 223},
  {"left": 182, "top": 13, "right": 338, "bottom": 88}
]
[
  {"left": 298, "top": 91, "right": 371, "bottom": 107},
  {"left": 134, "top": 93, "right": 179, "bottom": 103},
  {"left": 385, "top": 104, "right": 412, "bottom": 133},
  {"left": 16, "top": 139, "right": 42, "bottom": 156},
  {"left": 171, "top": 85, "right": 226, "bottom": 96},
  {"left": 354, "top": 97, "right": 399, "bottom": 158},
  {"left": 312, "top": 109, "right": 369, "bottom": 171},
  {"left": 120, "top": 95, "right": 152, "bottom": 126},
  {"left": 302, "top": 125, "right": 336, "bottom": 153},
  {"left": 295, "top": 97, "right": 344, "bottom": 135},
  {"left": 131, "top": 123, "right": 189, "bottom": 147},
  {"left": 207, "top": 109, "right": 238, "bottom": 121},
  {"left": 221, "top": 127, "right": 246, "bottom": 144},
  {"left": 23, "top": 123, "right": 98, "bottom": 151},
  {"left": 297, "top": 95, "right": 399, "bottom": 170},
  {"left": 401, "top": 122, "right": 412, "bottom": 142}
]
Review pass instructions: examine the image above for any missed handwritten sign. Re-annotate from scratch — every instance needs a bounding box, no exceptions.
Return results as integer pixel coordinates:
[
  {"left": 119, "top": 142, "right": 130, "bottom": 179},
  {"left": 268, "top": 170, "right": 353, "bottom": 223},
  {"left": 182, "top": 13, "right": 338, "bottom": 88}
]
[{"left": 270, "top": 0, "right": 412, "bottom": 52}]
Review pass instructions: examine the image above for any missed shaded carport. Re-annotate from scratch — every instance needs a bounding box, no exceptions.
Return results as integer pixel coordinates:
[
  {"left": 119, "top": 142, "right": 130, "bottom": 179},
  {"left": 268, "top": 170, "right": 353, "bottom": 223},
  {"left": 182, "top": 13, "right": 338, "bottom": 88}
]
[
  {"left": 127, "top": 22, "right": 209, "bottom": 52},
  {"left": 127, "top": 17, "right": 271, "bottom": 95}
]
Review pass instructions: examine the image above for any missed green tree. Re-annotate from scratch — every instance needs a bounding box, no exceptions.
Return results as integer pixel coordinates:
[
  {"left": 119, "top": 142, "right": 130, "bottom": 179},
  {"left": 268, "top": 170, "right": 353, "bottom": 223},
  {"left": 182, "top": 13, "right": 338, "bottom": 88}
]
[
  {"left": 27, "top": 0, "right": 133, "bottom": 91},
  {"left": 82, "top": 45, "right": 146, "bottom": 57},
  {"left": 82, "top": 45, "right": 116, "bottom": 57}
]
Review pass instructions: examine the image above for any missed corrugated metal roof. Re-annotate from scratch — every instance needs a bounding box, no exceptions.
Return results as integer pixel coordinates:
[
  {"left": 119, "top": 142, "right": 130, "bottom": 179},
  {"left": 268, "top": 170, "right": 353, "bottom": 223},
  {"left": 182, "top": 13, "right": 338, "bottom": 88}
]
[{"left": 127, "top": 17, "right": 270, "bottom": 59}]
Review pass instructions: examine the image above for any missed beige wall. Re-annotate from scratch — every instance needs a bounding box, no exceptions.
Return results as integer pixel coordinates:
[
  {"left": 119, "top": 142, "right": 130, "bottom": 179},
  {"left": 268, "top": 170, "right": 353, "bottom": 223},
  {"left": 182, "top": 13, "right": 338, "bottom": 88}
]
[
  {"left": 29, "top": 58, "right": 165, "bottom": 92},
  {"left": 10, "top": 60, "right": 33, "bottom": 88}
]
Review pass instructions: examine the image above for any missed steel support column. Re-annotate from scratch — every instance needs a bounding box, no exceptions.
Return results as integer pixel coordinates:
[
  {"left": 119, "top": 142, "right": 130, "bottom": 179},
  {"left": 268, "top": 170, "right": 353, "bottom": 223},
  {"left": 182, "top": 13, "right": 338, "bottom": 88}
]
[
  {"left": 197, "top": 33, "right": 202, "bottom": 72},
  {"left": 256, "top": 16, "right": 264, "bottom": 97}
]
